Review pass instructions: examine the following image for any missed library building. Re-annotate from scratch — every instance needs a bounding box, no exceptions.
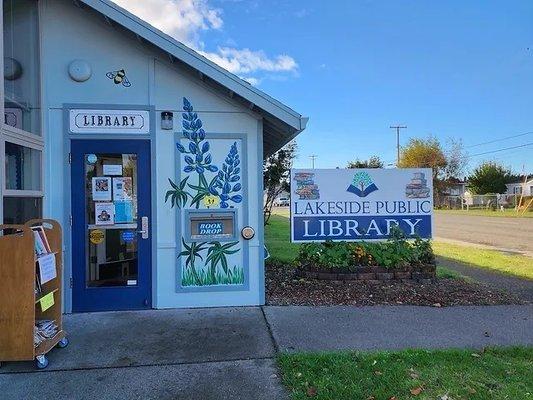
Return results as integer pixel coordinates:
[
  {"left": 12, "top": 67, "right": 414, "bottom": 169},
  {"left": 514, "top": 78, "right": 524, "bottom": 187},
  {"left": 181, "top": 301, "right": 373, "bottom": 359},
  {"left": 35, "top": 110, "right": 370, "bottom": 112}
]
[{"left": 0, "top": 0, "right": 307, "bottom": 320}]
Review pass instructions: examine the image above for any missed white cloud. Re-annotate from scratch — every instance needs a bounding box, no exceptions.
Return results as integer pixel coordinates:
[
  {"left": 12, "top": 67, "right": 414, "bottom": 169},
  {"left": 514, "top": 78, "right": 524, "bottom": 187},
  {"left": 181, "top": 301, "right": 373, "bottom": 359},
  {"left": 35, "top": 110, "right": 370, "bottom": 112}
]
[
  {"left": 198, "top": 47, "right": 297, "bottom": 75},
  {"left": 241, "top": 76, "right": 261, "bottom": 86},
  {"left": 111, "top": 0, "right": 297, "bottom": 85},
  {"left": 112, "top": 0, "right": 222, "bottom": 48}
]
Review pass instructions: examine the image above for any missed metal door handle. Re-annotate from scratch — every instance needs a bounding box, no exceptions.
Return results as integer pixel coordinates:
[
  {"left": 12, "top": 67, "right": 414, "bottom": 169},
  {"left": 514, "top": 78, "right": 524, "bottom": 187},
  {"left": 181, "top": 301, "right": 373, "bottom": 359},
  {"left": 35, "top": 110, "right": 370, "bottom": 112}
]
[{"left": 138, "top": 216, "right": 149, "bottom": 239}]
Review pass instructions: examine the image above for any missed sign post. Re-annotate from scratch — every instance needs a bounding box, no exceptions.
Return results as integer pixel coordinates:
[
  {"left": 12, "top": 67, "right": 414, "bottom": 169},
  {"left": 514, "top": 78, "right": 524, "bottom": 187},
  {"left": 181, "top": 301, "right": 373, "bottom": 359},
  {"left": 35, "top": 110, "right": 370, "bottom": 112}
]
[{"left": 290, "top": 168, "right": 433, "bottom": 242}]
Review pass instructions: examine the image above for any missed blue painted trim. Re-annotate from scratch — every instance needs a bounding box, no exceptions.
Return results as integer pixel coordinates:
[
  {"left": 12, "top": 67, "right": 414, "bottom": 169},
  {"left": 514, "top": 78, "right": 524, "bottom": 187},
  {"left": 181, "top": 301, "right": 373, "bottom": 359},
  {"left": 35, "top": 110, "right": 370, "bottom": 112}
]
[
  {"left": 62, "top": 103, "right": 156, "bottom": 313},
  {"left": 184, "top": 209, "right": 238, "bottom": 243},
  {"left": 70, "top": 139, "right": 152, "bottom": 311},
  {"left": 174, "top": 131, "right": 249, "bottom": 293}
]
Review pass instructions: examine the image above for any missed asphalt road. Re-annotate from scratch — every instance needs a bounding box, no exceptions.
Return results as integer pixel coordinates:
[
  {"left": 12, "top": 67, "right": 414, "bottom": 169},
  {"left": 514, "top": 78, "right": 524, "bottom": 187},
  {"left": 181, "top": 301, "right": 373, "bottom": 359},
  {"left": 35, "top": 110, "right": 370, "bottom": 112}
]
[{"left": 434, "top": 213, "right": 533, "bottom": 254}]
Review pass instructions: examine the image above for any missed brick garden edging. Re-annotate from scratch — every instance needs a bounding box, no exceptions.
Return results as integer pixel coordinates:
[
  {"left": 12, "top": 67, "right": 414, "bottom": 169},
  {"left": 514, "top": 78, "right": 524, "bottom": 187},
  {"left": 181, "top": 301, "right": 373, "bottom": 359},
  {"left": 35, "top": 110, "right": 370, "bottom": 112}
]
[{"left": 296, "top": 264, "right": 436, "bottom": 284}]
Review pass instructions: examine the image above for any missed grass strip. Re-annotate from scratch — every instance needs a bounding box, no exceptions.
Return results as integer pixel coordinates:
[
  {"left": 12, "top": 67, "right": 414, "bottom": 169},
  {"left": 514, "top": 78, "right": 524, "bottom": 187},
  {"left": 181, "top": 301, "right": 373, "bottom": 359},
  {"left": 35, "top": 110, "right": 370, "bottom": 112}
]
[
  {"left": 433, "top": 242, "right": 533, "bottom": 280},
  {"left": 278, "top": 347, "right": 533, "bottom": 400},
  {"left": 435, "top": 209, "right": 533, "bottom": 218}
]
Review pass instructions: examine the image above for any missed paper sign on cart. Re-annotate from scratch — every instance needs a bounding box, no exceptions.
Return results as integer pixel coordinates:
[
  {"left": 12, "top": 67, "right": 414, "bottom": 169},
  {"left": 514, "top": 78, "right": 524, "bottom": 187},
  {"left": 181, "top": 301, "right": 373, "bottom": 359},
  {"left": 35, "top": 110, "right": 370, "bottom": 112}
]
[
  {"left": 38, "top": 253, "right": 57, "bottom": 284},
  {"left": 39, "top": 292, "right": 55, "bottom": 311}
]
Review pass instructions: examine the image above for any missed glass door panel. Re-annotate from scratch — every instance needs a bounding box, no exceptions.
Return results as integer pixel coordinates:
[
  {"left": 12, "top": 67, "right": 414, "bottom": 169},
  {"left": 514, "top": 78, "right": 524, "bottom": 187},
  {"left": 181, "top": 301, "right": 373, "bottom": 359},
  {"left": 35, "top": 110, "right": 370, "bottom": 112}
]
[{"left": 85, "top": 153, "right": 138, "bottom": 287}]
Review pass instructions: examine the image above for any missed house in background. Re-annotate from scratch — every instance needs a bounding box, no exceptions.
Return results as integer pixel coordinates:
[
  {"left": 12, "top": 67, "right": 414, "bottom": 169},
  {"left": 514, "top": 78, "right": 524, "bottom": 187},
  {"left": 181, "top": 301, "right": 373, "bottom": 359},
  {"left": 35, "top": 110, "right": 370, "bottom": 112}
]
[
  {"left": 443, "top": 178, "right": 467, "bottom": 196},
  {"left": 506, "top": 178, "right": 533, "bottom": 196}
]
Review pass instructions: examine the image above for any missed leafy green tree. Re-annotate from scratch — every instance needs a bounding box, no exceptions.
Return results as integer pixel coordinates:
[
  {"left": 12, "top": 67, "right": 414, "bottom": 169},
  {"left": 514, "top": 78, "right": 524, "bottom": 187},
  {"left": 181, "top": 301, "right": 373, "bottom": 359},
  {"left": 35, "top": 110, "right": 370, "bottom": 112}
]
[
  {"left": 263, "top": 141, "right": 297, "bottom": 224},
  {"left": 398, "top": 137, "right": 466, "bottom": 203},
  {"left": 347, "top": 156, "right": 384, "bottom": 168},
  {"left": 468, "top": 161, "right": 511, "bottom": 194}
]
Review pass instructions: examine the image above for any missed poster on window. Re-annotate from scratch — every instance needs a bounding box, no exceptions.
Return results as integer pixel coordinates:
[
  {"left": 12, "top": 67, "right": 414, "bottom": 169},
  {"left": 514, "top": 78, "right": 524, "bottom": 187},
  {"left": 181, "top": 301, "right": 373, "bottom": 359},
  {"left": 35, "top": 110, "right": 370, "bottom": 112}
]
[
  {"left": 95, "top": 202, "right": 115, "bottom": 225},
  {"left": 114, "top": 200, "right": 133, "bottom": 223},
  {"left": 92, "top": 177, "right": 112, "bottom": 201},
  {"left": 112, "top": 177, "right": 133, "bottom": 200}
]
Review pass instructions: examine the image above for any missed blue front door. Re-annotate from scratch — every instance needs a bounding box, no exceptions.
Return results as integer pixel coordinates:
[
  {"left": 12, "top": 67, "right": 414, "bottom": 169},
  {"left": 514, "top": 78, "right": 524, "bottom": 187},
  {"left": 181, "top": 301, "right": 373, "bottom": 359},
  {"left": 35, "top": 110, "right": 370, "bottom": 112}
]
[{"left": 71, "top": 139, "right": 152, "bottom": 312}]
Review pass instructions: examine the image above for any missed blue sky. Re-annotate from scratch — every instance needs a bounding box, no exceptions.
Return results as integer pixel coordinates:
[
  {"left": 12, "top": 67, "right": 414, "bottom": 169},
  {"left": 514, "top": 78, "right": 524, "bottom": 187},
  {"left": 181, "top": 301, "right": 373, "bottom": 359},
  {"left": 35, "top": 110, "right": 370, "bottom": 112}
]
[{"left": 117, "top": 0, "right": 533, "bottom": 174}]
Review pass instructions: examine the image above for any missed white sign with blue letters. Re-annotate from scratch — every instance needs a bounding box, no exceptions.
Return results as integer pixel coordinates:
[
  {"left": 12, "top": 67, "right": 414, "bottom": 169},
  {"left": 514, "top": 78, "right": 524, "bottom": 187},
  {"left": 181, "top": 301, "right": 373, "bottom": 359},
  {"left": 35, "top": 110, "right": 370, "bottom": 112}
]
[{"left": 290, "top": 168, "right": 433, "bottom": 242}]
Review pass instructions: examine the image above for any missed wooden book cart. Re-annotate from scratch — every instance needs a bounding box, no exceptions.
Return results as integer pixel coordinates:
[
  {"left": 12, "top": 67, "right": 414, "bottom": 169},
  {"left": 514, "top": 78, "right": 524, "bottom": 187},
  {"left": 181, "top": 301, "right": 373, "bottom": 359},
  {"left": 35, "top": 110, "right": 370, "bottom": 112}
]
[{"left": 0, "top": 219, "right": 68, "bottom": 369}]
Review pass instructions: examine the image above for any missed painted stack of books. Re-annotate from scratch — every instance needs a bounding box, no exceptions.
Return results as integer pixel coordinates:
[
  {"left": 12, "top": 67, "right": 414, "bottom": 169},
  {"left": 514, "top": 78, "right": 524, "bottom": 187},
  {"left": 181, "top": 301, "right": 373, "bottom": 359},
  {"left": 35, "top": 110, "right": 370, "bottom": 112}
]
[
  {"left": 34, "top": 320, "right": 58, "bottom": 348},
  {"left": 405, "top": 172, "right": 431, "bottom": 199},
  {"left": 294, "top": 172, "right": 320, "bottom": 200}
]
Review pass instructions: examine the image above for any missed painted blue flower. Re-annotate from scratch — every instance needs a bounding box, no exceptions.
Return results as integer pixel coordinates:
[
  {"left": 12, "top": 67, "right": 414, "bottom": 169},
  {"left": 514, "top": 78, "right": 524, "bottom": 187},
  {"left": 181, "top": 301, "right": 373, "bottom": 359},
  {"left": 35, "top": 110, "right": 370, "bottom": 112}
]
[
  {"left": 210, "top": 142, "right": 242, "bottom": 208},
  {"left": 176, "top": 97, "right": 218, "bottom": 175}
]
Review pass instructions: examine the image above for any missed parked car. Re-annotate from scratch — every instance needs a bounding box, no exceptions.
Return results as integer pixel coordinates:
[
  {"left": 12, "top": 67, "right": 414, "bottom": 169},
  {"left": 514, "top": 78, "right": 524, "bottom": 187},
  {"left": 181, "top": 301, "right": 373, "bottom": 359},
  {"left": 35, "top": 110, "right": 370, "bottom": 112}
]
[{"left": 274, "top": 197, "right": 290, "bottom": 207}]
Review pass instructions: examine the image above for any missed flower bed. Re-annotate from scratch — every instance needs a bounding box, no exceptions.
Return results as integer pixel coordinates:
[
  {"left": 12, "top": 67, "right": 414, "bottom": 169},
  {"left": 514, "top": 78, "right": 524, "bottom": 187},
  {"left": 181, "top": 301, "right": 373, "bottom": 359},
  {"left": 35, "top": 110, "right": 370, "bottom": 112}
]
[{"left": 296, "top": 230, "right": 436, "bottom": 283}]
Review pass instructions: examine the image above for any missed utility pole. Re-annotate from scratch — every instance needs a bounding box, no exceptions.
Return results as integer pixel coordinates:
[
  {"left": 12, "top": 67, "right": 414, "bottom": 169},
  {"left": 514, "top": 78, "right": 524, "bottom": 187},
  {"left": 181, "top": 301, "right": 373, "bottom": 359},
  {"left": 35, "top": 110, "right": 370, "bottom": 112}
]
[
  {"left": 309, "top": 155, "right": 317, "bottom": 169},
  {"left": 389, "top": 125, "right": 407, "bottom": 166}
]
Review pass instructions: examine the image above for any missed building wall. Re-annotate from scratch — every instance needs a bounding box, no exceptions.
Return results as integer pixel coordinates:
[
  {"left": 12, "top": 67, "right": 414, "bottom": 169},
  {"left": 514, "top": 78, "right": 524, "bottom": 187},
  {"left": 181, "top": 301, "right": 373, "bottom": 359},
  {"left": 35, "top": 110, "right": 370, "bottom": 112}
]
[
  {"left": 506, "top": 182, "right": 533, "bottom": 196},
  {"left": 40, "top": 0, "right": 264, "bottom": 311}
]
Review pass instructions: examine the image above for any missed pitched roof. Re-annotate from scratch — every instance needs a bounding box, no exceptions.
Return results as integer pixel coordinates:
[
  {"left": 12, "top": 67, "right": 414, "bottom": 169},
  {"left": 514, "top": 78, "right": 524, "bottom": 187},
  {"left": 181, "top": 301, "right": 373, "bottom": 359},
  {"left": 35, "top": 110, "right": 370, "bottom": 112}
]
[{"left": 76, "top": 0, "right": 307, "bottom": 156}]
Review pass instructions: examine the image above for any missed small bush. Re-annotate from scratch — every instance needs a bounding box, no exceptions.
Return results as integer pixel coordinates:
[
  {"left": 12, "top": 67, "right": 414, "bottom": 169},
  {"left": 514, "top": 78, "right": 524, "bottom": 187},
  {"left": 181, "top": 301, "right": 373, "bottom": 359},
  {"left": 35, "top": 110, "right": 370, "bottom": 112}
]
[{"left": 296, "top": 228, "right": 435, "bottom": 270}]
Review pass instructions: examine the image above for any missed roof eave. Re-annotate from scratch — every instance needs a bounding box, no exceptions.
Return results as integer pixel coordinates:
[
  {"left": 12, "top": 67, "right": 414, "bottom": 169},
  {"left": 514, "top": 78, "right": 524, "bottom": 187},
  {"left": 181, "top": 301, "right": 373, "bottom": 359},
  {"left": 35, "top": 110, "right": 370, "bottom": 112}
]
[{"left": 78, "top": 0, "right": 306, "bottom": 134}]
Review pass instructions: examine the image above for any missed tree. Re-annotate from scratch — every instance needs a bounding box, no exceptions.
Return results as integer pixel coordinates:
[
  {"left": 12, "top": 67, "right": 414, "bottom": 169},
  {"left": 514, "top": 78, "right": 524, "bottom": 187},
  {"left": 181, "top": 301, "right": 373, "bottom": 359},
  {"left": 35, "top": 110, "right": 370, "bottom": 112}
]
[
  {"left": 347, "top": 156, "right": 384, "bottom": 168},
  {"left": 468, "top": 161, "right": 511, "bottom": 194},
  {"left": 398, "top": 136, "right": 466, "bottom": 203},
  {"left": 263, "top": 141, "right": 297, "bottom": 225}
]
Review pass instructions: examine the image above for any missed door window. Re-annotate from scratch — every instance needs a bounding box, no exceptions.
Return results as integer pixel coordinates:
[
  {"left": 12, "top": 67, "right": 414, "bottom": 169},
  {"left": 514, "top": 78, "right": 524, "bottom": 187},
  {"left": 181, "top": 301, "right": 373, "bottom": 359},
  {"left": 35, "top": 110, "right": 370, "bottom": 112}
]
[{"left": 85, "top": 153, "right": 139, "bottom": 287}]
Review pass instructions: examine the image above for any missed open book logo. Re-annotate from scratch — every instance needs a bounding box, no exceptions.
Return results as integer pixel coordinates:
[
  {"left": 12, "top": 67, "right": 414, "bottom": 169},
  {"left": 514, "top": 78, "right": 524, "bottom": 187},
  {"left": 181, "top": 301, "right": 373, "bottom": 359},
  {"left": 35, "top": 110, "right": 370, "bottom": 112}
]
[{"left": 346, "top": 171, "right": 378, "bottom": 197}]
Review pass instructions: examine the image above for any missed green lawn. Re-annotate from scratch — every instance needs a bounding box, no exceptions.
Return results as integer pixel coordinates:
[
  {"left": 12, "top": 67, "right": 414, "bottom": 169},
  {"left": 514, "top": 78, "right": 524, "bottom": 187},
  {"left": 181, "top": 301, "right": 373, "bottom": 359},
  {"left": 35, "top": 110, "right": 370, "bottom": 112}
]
[
  {"left": 266, "top": 209, "right": 532, "bottom": 280},
  {"left": 435, "top": 209, "right": 533, "bottom": 218},
  {"left": 279, "top": 347, "right": 533, "bottom": 400},
  {"left": 265, "top": 214, "right": 299, "bottom": 263},
  {"left": 433, "top": 242, "right": 533, "bottom": 280}
]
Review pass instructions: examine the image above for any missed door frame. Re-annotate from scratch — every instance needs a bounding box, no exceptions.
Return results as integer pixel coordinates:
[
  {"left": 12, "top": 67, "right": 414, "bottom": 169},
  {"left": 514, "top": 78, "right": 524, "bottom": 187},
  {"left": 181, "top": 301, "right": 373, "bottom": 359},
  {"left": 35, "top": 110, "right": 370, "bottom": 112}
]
[
  {"left": 62, "top": 104, "right": 156, "bottom": 313},
  {"left": 70, "top": 139, "right": 152, "bottom": 312}
]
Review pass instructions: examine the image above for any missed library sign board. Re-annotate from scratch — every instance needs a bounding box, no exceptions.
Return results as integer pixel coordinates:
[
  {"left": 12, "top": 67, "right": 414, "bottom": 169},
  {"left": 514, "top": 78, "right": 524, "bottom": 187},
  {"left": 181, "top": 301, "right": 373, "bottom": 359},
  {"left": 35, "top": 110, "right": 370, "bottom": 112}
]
[
  {"left": 69, "top": 109, "right": 150, "bottom": 134},
  {"left": 290, "top": 168, "right": 433, "bottom": 242}
]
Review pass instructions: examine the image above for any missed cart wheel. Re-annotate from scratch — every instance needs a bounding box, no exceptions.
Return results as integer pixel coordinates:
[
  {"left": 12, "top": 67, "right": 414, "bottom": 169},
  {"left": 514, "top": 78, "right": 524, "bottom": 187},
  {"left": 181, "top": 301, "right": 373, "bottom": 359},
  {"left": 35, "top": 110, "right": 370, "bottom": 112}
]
[
  {"left": 35, "top": 355, "right": 49, "bottom": 369},
  {"left": 56, "top": 337, "right": 69, "bottom": 349}
]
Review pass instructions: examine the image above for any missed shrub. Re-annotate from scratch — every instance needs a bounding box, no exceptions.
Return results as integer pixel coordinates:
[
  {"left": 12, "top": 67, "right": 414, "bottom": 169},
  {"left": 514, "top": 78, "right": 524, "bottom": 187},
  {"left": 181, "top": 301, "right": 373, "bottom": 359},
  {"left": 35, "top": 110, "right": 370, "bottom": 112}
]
[{"left": 296, "top": 229, "right": 434, "bottom": 270}]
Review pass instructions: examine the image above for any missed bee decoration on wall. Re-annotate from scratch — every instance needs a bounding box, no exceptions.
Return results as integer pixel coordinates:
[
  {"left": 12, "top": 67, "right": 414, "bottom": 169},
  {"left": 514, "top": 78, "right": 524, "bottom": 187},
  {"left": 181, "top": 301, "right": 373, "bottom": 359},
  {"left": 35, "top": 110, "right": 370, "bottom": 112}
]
[{"left": 106, "top": 69, "right": 131, "bottom": 87}]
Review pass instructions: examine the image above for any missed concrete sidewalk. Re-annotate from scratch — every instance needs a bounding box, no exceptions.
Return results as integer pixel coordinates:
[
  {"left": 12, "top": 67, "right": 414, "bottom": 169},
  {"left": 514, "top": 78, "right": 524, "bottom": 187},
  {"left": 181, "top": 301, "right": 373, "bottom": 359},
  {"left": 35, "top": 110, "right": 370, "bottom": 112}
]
[
  {"left": 264, "top": 305, "right": 533, "bottom": 352},
  {"left": 1, "top": 305, "right": 532, "bottom": 399}
]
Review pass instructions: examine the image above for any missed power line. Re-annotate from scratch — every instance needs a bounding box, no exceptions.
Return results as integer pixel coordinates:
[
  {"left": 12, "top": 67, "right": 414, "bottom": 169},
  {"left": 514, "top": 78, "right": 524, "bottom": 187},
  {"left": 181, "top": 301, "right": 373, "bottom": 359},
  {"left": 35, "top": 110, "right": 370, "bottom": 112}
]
[
  {"left": 465, "top": 131, "right": 533, "bottom": 149},
  {"left": 466, "top": 141, "right": 533, "bottom": 158}
]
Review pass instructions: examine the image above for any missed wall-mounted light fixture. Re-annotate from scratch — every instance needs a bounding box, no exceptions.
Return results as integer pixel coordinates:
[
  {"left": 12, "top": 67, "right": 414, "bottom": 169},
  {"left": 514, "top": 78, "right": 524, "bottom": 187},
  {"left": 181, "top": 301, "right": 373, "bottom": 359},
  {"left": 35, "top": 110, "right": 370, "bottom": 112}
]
[
  {"left": 68, "top": 59, "right": 92, "bottom": 82},
  {"left": 161, "top": 111, "right": 173, "bottom": 130}
]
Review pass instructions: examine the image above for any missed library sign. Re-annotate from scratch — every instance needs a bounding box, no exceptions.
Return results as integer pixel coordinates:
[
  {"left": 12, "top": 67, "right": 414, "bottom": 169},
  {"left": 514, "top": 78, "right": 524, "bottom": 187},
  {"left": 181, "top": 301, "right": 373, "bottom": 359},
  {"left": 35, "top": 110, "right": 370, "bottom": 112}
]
[
  {"left": 290, "top": 168, "right": 433, "bottom": 242},
  {"left": 69, "top": 109, "right": 150, "bottom": 134}
]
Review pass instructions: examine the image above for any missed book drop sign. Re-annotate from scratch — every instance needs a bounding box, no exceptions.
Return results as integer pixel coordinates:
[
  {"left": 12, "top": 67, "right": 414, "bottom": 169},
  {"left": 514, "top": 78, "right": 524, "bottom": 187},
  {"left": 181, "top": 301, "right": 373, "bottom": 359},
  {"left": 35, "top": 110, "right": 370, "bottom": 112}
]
[{"left": 290, "top": 168, "right": 433, "bottom": 242}]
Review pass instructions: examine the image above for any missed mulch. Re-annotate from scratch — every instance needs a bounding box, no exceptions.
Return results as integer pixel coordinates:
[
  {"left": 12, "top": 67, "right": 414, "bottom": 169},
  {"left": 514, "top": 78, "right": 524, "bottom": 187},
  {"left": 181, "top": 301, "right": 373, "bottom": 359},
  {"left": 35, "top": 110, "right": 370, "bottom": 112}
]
[{"left": 266, "top": 262, "right": 525, "bottom": 307}]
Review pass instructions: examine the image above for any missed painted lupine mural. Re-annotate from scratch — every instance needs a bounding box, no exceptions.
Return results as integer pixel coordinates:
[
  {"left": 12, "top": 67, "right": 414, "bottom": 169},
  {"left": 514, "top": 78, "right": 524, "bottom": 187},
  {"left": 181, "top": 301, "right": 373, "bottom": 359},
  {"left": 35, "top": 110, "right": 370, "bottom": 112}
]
[{"left": 166, "top": 98, "right": 244, "bottom": 287}]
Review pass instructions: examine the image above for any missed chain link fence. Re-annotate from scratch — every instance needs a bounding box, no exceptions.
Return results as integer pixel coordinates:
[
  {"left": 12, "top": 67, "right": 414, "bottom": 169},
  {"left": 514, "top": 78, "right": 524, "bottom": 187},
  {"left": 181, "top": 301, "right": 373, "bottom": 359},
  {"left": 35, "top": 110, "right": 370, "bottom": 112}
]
[{"left": 438, "top": 194, "right": 523, "bottom": 210}]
